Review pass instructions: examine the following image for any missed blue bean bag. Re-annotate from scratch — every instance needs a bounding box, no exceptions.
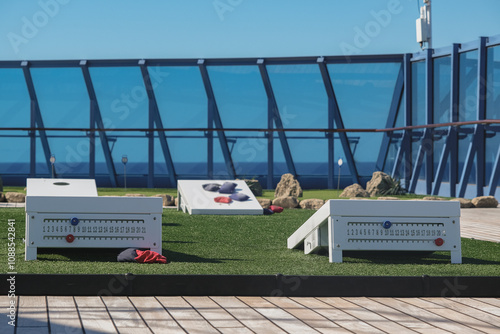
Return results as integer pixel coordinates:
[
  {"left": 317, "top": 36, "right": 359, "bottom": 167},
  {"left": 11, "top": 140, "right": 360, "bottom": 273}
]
[
  {"left": 219, "top": 182, "right": 237, "bottom": 194},
  {"left": 230, "top": 192, "right": 250, "bottom": 201}
]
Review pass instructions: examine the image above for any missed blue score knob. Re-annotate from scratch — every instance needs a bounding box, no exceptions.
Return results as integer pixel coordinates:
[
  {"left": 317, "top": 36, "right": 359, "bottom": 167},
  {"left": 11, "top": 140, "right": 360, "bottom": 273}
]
[
  {"left": 70, "top": 217, "right": 79, "bottom": 226},
  {"left": 382, "top": 220, "right": 392, "bottom": 229}
]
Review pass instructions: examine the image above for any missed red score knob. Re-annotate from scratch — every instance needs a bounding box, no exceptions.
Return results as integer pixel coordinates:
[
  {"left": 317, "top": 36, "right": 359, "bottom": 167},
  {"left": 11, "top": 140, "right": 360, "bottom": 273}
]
[
  {"left": 66, "top": 234, "right": 75, "bottom": 243},
  {"left": 434, "top": 238, "right": 444, "bottom": 246}
]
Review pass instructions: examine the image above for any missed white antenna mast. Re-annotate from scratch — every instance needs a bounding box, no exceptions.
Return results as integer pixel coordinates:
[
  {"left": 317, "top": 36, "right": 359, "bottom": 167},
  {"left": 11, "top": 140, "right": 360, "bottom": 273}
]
[{"left": 416, "top": 0, "right": 432, "bottom": 50}]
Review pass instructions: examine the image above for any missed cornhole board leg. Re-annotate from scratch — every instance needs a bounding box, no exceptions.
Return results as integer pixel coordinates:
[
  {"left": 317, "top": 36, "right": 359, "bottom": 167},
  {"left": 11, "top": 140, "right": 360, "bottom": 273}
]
[
  {"left": 304, "top": 224, "right": 328, "bottom": 254},
  {"left": 328, "top": 217, "right": 343, "bottom": 263},
  {"left": 25, "top": 246, "right": 37, "bottom": 261},
  {"left": 451, "top": 248, "right": 462, "bottom": 264}
]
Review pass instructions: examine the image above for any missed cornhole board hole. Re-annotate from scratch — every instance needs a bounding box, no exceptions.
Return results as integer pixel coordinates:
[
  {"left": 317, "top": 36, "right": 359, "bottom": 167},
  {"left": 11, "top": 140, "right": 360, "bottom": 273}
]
[
  {"left": 287, "top": 199, "right": 462, "bottom": 264},
  {"left": 177, "top": 180, "right": 263, "bottom": 215},
  {"left": 25, "top": 178, "right": 163, "bottom": 261}
]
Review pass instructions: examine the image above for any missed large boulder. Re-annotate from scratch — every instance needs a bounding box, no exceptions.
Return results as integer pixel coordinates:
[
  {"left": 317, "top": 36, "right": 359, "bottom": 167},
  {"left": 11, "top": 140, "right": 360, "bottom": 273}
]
[
  {"left": 272, "top": 196, "right": 299, "bottom": 209},
  {"left": 299, "top": 199, "right": 325, "bottom": 210},
  {"left": 339, "top": 184, "right": 370, "bottom": 198},
  {"left": 472, "top": 196, "right": 499, "bottom": 208},
  {"left": 452, "top": 198, "right": 474, "bottom": 208},
  {"left": 366, "top": 171, "right": 392, "bottom": 196},
  {"left": 152, "top": 194, "right": 175, "bottom": 206},
  {"left": 124, "top": 193, "right": 146, "bottom": 197},
  {"left": 5, "top": 192, "right": 25, "bottom": 203},
  {"left": 258, "top": 198, "right": 272, "bottom": 209},
  {"left": 0, "top": 193, "right": 6, "bottom": 202},
  {"left": 244, "top": 179, "right": 263, "bottom": 196},
  {"left": 377, "top": 196, "right": 400, "bottom": 200},
  {"left": 274, "top": 174, "right": 302, "bottom": 198}
]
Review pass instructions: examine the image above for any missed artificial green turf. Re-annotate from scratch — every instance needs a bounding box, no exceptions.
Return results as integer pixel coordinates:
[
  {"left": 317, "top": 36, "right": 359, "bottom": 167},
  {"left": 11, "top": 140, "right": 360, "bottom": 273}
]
[
  {"left": 258, "top": 189, "right": 439, "bottom": 201},
  {"left": 1, "top": 207, "right": 499, "bottom": 276},
  {"left": 4, "top": 186, "right": 448, "bottom": 201},
  {"left": 97, "top": 187, "right": 178, "bottom": 197}
]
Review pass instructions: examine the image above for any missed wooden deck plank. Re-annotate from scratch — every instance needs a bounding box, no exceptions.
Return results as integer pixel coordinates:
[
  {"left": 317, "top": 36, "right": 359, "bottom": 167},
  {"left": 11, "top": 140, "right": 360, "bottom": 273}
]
[
  {"left": 218, "top": 328, "right": 255, "bottom": 334},
  {"left": 473, "top": 298, "right": 500, "bottom": 308},
  {"left": 157, "top": 296, "right": 219, "bottom": 334},
  {"left": 184, "top": 296, "right": 243, "bottom": 329},
  {"left": 412, "top": 298, "right": 500, "bottom": 333},
  {"left": 212, "top": 297, "right": 289, "bottom": 334},
  {"left": 453, "top": 298, "right": 500, "bottom": 317},
  {"left": 460, "top": 208, "right": 500, "bottom": 242},
  {"left": 238, "top": 296, "right": 276, "bottom": 308},
  {"left": 265, "top": 297, "right": 383, "bottom": 333},
  {"left": 253, "top": 306, "right": 321, "bottom": 334},
  {"left": 47, "top": 296, "right": 83, "bottom": 334},
  {"left": 211, "top": 296, "right": 249, "bottom": 308},
  {"left": 320, "top": 297, "right": 415, "bottom": 334},
  {"left": 15, "top": 328, "right": 49, "bottom": 334},
  {"left": 0, "top": 296, "right": 16, "bottom": 334},
  {"left": 7, "top": 296, "right": 500, "bottom": 333},
  {"left": 74, "top": 296, "right": 106, "bottom": 308},
  {"left": 76, "top": 309, "right": 118, "bottom": 334},
  {"left": 346, "top": 297, "right": 441, "bottom": 332},
  {"left": 101, "top": 296, "right": 148, "bottom": 330},
  {"left": 74, "top": 296, "right": 117, "bottom": 334},
  {"left": 266, "top": 297, "right": 342, "bottom": 330},
  {"left": 17, "top": 296, "right": 48, "bottom": 328},
  {"left": 423, "top": 297, "right": 500, "bottom": 327},
  {"left": 374, "top": 297, "right": 485, "bottom": 334},
  {"left": 129, "top": 297, "right": 186, "bottom": 334}
]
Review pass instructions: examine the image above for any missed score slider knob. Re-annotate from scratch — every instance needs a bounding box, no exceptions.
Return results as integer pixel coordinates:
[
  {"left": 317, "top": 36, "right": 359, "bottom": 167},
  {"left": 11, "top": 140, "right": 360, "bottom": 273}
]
[
  {"left": 382, "top": 220, "right": 392, "bottom": 229},
  {"left": 434, "top": 238, "right": 444, "bottom": 246},
  {"left": 66, "top": 234, "right": 75, "bottom": 243},
  {"left": 70, "top": 217, "right": 79, "bottom": 226}
]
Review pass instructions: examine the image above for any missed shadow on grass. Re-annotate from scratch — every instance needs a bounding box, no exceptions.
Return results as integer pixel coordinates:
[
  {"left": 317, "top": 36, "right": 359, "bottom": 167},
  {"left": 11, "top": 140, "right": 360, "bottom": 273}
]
[
  {"left": 38, "top": 248, "right": 120, "bottom": 262},
  {"left": 37, "top": 247, "right": 226, "bottom": 264},
  {"left": 162, "top": 250, "right": 225, "bottom": 264},
  {"left": 309, "top": 249, "right": 500, "bottom": 265},
  {"left": 163, "top": 240, "right": 195, "bottom": 244}
]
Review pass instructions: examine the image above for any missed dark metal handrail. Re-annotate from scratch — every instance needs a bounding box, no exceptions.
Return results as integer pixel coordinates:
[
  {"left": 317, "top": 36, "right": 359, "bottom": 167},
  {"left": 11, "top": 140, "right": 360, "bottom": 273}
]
[{"left": 0, "top": 119, "right": 499, "bottom": 133}]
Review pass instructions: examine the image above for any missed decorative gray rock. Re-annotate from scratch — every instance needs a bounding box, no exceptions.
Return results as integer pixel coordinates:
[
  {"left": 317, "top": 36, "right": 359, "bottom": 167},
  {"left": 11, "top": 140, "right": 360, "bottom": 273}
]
[
  {"left": 174, "top": 197, "right": 178, "bottom": 207},
  {"left": 0, "top": 193, "right": 6, "bottom": 202},
  {"left": 274, "top": 173, "right": 302, "bottom": 198},
  {"left": 452, "top": 198, "right": 474, "bottom": 208},
  {"left": 299, "top": 198, "right": 325, "bottom": 210},
  {"left": 5, "top": 192, "right": 25, "bottom": 203},
  {"left": 366, "top": 171, "right": 392, "bottom": 197},
  {"left": 423, "top": 196, "right": 446, "bottom": 201},
  {"left": 339, "top": 184, "right": 369, "bottom": 198},
  {"left": 377, "top": 196, "right": 400, "bottom": 200},
  {"left": 258, "top": 198, "right": 272, "bottom": 209},
  {"left": 472, "top": 196, "right": 499, "bottom": 208},
  {"left": 153, "top": 194, "right": 175, "bottom": 206},
  {"left": 272, "top": 196, "right": 299, "bottom": 209},
  {"left": 244, "top": 179, "right": 263, "bottom": 196}
]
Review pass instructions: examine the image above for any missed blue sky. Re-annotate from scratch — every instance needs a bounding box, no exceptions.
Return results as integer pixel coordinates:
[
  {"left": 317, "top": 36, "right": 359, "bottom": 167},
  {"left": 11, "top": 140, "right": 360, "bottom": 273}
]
[{"left": 1, "top": 0, "right": 499, "bottom": 60}]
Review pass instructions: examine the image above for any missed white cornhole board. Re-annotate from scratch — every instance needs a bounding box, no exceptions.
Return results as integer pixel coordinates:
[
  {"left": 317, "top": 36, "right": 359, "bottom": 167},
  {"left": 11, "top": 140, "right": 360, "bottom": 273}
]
[
  {"left": 287, "top": 200, "right": 462, "bottom": 264},
  {"left": 25, "top": 178, "right": 163, "bottom": 261},
  {"left": 177, "top": 180, "right": 263, "bottom": 215}
]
